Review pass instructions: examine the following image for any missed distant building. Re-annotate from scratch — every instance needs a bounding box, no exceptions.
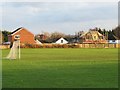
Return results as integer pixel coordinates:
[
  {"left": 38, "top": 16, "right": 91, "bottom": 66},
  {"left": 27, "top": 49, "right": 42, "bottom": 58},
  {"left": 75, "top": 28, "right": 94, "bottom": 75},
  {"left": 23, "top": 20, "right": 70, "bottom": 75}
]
[
  {"left": 8, "top": 27, "right": 36, "bottom": 44},
  {"left": 117, "top": 40, "right": 120, "bottom": 44},
  {"left": 38, "top": 34, "right": 47, "bottom": 40},
  {"left": 35, "top": 34, "right": 48, "bottom": 43},
  {"left": 108, "top": 40, "right": 120, "bottom": 44},
  {"left": 55, "top": 37, "right": 68, "bottom": 44},
  {"left": 80, "top": 31, "right": 107, "bottom": 44}
]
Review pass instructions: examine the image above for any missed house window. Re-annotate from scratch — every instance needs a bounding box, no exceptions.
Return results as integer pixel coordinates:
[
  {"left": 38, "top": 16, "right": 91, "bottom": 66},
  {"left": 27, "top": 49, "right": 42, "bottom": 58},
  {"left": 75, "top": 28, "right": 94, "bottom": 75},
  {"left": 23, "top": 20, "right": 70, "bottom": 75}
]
[
  {"left": 93, "top": 36, "right": 98, "bottom": 40},
  {"left": 99, "top": 36, "right": 103, "bottom": 39},
  {"left": 86, "top": 35, "right": 90, "bottom": 39},
  {"left": 61, "top": 40, "right": 63, "bottom": 43},
  {"left": 94, "top": 36, "right": 96, "bottom": 39},
  {"left": 112, "top": 40, "right": 115, "bottom": 42},
  {"left": 14, "top": 35, "right": 20, "bottom": 40}
]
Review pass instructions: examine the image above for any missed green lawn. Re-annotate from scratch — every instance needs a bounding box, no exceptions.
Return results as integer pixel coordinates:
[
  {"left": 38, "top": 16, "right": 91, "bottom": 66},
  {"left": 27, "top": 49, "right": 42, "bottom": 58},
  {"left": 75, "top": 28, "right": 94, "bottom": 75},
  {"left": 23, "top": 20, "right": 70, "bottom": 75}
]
[{"left": 2, "top": 48, "right": 118, "bottom": 88}]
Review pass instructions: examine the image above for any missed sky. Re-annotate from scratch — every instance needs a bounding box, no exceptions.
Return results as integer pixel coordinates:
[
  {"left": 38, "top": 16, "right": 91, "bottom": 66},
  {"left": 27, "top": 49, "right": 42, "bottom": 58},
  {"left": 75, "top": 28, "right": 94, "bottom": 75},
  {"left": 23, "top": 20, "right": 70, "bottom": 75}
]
[{"left": 0, "top": 2, "right": 118, "bottom": 35}]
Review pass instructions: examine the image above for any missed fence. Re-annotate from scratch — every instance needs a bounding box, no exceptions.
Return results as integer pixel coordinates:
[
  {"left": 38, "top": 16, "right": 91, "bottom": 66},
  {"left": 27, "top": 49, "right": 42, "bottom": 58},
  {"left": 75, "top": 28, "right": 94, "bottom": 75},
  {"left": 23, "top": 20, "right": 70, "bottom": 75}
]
[
  {"left": 78, "top": 44, "right": 120, "bottom": 48},
  {"left": 78, "top": 44, "right": 119, "bottom": 48},
  {"left": 69, "top": 44, "right": 119, "bottom": 48}
]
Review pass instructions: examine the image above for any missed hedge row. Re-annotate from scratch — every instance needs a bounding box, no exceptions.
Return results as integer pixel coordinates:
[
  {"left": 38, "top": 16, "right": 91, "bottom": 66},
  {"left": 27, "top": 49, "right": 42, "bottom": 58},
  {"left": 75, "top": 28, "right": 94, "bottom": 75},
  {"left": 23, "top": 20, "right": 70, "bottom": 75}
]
[
  {"left": 20, "top": 43, "right": 79, "bottom": 48},
  {"left": 20, "top": 43, "right": 118, "bottom": 48}
]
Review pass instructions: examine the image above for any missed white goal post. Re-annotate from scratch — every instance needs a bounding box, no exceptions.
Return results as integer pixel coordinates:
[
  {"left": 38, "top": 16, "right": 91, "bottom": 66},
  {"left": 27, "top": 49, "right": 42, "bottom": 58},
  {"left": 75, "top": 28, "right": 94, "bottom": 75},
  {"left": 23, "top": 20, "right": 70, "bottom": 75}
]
[{"left": 6, "top": 35, "right": 20, "bottom": 60}]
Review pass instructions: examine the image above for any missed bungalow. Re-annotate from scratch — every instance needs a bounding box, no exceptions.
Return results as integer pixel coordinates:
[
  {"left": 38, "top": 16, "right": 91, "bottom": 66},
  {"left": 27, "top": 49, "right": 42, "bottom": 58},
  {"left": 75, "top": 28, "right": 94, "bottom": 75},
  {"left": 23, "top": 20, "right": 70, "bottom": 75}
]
[{"left": 8, "top": 27, "right": 36, "bottom": 44}]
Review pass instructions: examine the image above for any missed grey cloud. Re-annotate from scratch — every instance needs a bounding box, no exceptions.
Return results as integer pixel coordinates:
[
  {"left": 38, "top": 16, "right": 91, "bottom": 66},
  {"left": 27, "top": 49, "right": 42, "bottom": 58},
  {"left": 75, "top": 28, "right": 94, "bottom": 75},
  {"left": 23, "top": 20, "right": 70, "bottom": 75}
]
[{"left": 2, "top": 2, "right": 118, "bottom": 34}]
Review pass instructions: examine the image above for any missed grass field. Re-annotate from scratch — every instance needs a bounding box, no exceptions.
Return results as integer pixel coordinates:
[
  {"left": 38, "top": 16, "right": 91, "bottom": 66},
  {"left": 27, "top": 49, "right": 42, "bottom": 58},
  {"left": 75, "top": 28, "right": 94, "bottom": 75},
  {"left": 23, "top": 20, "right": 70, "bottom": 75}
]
[{"left": 2, "top": 48, "right": 118, "bottom": 88}]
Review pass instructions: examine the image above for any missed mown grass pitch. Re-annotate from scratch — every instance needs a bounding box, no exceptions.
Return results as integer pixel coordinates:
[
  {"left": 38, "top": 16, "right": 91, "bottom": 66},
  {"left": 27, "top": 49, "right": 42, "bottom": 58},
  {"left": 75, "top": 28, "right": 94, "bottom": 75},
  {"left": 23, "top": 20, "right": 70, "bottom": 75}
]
[{"left": 2, "top": 48, "right": 118, "bottom": 88}]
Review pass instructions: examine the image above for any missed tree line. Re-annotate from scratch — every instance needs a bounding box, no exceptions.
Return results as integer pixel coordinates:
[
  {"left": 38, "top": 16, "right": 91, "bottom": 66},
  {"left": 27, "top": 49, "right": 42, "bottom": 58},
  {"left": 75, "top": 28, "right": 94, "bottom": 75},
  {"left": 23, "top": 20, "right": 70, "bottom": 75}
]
[{"left": 94, "top": 27, "right": 120, "bottom": 40}]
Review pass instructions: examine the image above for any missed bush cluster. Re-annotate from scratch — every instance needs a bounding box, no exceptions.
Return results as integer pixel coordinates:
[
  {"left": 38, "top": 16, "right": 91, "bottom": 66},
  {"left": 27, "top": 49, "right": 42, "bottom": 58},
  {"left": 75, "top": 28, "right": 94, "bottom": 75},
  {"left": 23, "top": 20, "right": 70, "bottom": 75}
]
[
  {"left": 20, "top": 43, "right": 117, "bottom": 48},
  {"left": 20, "top": 43, "right": 80, "bottom": 48}
]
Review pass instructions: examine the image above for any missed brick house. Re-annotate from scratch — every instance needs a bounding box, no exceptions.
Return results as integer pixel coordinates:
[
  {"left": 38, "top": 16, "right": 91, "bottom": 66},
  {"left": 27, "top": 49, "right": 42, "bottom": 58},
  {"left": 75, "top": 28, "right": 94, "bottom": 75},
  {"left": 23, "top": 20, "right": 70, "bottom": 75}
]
[
  {"left": 80, "top": 30, "right": 107, "bottom": 44},
  {"left": 8, "top": 27, "right": 36, "bottom": 44}
]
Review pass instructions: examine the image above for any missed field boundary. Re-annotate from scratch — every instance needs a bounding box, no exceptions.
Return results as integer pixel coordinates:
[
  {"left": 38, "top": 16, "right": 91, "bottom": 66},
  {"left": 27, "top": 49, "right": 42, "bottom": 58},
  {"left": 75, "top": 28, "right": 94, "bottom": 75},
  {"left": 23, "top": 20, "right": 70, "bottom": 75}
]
[{"left": 20, "top": 43, "right": 120, "bottom": 48}]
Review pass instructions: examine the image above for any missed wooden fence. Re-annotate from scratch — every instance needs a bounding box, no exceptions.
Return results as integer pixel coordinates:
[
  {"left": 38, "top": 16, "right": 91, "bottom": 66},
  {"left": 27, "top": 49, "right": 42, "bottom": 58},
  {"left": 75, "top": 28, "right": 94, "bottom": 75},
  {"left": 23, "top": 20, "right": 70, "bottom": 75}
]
[{"left": 78, "top": 44, "right": 120, "bottom": 48}]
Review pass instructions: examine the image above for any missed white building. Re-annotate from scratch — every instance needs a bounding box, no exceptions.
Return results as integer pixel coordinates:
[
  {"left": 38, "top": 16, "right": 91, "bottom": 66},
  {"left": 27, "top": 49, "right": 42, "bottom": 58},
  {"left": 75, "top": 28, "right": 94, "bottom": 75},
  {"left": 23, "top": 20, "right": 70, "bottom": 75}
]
[
  {"left": 55, "top": 38, "right": 68, "bottom": 44},
  {"left": 108, "top": 40, "right": 120, "bottom": 44},
  {"left": 116, "top": 40, "right": 120, "bottom": 44}
]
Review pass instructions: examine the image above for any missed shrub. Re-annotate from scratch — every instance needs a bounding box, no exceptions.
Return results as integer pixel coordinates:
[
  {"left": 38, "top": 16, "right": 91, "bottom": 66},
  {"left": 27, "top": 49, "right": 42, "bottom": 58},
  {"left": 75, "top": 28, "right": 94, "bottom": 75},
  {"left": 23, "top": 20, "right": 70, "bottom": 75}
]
[{"left": 20, "top": 43, "right": 80, "bottom": 48}]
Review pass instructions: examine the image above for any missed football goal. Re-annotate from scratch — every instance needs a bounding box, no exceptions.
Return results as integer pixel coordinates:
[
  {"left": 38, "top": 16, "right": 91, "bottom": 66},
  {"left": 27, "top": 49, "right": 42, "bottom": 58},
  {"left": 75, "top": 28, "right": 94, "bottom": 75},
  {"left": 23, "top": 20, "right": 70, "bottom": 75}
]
[{"left": 6, "top": 35, "right": 20, "bottom": 60}]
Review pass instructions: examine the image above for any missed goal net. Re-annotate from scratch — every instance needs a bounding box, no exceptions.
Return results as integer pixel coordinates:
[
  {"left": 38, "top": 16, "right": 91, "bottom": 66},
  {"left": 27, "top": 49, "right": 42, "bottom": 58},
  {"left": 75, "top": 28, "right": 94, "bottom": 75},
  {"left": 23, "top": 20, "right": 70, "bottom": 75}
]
[{"left": 6, "top": 40, "right": 20, "bottom": 60}]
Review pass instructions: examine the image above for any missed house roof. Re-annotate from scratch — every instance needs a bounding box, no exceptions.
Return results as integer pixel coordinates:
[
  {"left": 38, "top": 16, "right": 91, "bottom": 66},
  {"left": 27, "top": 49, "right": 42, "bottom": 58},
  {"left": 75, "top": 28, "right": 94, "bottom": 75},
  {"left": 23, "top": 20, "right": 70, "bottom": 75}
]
[
  {"left": 10, "top": 27, "right": 34, "bottom": 36},
  {"left": 55, "top": 37, "right": 68, "bottom": 42},
  {"left": 35, "top": 39, "right": 42, "bottom": 44},
  {"left": 112, "top": 35, "right": 118, "bottom": 40},
  {"left": 80, "top": 31, "right": 103, "bottom": 37},
  {"left": 80, "top": 32, "right": 88, "bottom": 37},
  {"left": 11, "top": 27, "right": 23, "bottom": 34}
]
